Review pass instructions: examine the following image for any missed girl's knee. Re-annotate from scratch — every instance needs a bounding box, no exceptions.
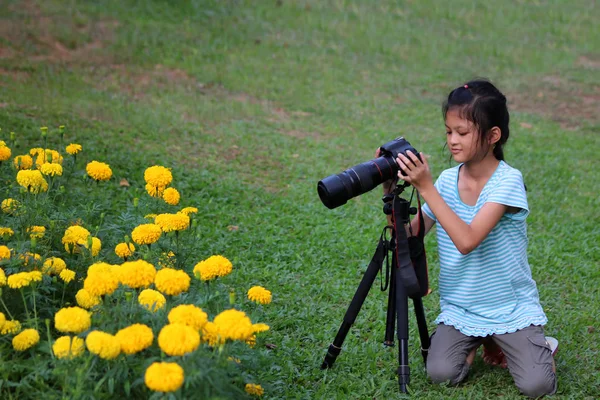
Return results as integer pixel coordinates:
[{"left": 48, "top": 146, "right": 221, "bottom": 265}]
[
  {"left": 426, "top": 358, "right": 467, "bottom": 385},
  {"left": 515, "top": 369, "right": 557, "bottom": 398}
]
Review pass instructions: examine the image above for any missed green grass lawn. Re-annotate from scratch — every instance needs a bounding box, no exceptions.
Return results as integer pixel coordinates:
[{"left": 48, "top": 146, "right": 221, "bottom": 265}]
[{"left": 1, "top": 0, "right": 599, "bottom": 398}]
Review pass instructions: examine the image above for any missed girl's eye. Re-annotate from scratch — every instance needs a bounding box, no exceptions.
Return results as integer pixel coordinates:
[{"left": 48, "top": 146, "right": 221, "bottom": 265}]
[{"left": 445, "top": 131, "right": 451, "bottom": 135}]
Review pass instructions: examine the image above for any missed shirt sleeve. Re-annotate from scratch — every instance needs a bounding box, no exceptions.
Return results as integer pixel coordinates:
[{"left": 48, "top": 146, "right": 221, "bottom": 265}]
[
  {"left": 421, "top": 175, "right": 443, "bottom": 222},
  {"left": 486, "top": 170, "right": 529, "bottom": 221}
]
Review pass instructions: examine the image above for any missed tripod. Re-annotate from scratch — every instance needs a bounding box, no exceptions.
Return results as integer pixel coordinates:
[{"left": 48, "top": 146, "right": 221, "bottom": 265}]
[{"left": 320, "top": 185, "right": 431, "bottom": 393}]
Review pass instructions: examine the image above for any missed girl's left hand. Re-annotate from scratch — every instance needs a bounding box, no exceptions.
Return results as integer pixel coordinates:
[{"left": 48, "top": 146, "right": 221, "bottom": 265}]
[{"left": 396, "top": 151, "right": 433, "bottom": 192}]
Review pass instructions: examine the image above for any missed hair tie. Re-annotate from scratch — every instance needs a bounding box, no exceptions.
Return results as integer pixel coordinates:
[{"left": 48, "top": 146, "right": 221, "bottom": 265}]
[{"left": 464, "top": 84, "right": 469, "bottom": 89}]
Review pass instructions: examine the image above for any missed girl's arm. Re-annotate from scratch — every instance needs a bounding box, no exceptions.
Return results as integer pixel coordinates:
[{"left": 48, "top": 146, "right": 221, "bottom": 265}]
[{"left": 396, "top": 152, "right": 506, "bottom": 255}]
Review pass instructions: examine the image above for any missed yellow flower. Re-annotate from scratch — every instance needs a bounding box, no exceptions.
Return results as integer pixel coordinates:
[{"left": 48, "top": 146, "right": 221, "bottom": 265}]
[
  {"left": 131, "top": 224, "right": 162, "bottom": 245},
  {"left": 52, "top": 336, "right": 85, "bottom": 359},
  {"left": 83, "top": 262, "right": 119, "bottom": 296},
  {"left": 247, "top": 286, "right": 272, "bottom": 305},
  {"left": 144, "top": 213, "right": 157, "bottom": 221},
  {"left": 145, "top": 183, "right": 166, "bottom": 198},
  {"left": 18, "top": 252, "right": 41, "bottom": 266},
  {"left": 12, "top": 329, "right": 39, "bottom": 351},
  {"left": 158, "top": 251, "right": 176, "bottom": 268},
  {"left": 42, "top": 257, "right": 67, "bottom": 274},
  {"left": 7, "top": 271, "right": 39, "bottom": 289},
  {"left": 154, "top": 268, "right": 190, "bottom": 296},
  {"left": 245, "top": 383, "right": 265, "bottom": 397},
  {"left": 145, "top": 362, "right": 184, "bottom": 393},
  {"left": 252, "top": 323, "right": 270, "bottom": 334},
  {"left": 55, "top": 307, "right": 91, "bottom": 334},
  {"left": 193, "top": 255, "right": 233, "bottom": 281},
  {"left": 0, "top": 312, "right": 5, "bottom": 327},
  {"left": 213, "top": 309, "right": 256, "bottom": 342},
  {"left": 13, "top": 154, "right": 33, "bottom": 170},
  {"left": 0, "top": 245, "right": 12, "bottom": 259},
  {"left": 86, "top": 331, "right": 121, "bottom": 360},
  {"left": 118, "top": 260, "right": 156, "bottom": 289},
  {"left": 0, "top": 269, "right": 6, "bottom": 286},
  {"left": 115, "top": 323, "right": 154, "bottom": 354},
  {"left": 76, "top": 288, "right": 102, "bottom": 309},
  {"left": 115, "top": 242, "right": 135, "bottom": 258},
  {"left": 86, "top": 161, "right": 112, "bottom": 181},
  {"left": 33, "top": 149, "right": 63, "bottom": 167},
  {"left": 154, "top": 213, "right": 189, "bottom": 233},
  {"left": 200, "top": 322, "right": 222, "bottom": 346},
  {"left": 29, "top": 147, "right": 44, "bottom": 157},
  {"left": 62, "top": 225, "right": 91, "bottom": 253},
  {"left": 77, "top": 236, "right": 102, "bottom": 256},
  {"left": 138, "top": 289, "right": 166, "bottom": 312},
  {"left": 168, "top": 305, "right": 208, "bottom": 331},
  {"left": 0, "top": 227, "right": 14, "bottom": 237},
  {"left": 27, "top": 225, "right": 46, "bottom": 239},
  {"left": 144, "top": 165, "right": 173, "bottom": 188},
  {"left": 39, "top": 163, "right": 63, "bottom": 176},
  {"left": 158, "top": 323, "right": 200, "bottom": 356},
  {"left": 179, "top": 207, "right": 198, "bottom": 216},
  {"left": 162, "top": 187, "right": 180, "bottom": 205},
  {"left": 0, "top": 145, "right": 11, "bottom": 161},
  {"left": 59, "top": 268, "right": 76, "bottom": 283},
  {"left": 1, "top": 320, "right": 21, "bottom": 335},
  {"left": 66, "top": 143, "right": 82, "bottom": 155},
  {"left": 16, "top": 169, "right": 48, "bottom": 193},
  {"left": 1, "top": 198, "right": 20, "bottom": 214}
]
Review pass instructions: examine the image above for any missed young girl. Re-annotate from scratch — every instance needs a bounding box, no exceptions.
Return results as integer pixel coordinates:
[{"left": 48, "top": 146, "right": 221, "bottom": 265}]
[{"left": 392, "top": 80, "right": 557, "bottom": 397}]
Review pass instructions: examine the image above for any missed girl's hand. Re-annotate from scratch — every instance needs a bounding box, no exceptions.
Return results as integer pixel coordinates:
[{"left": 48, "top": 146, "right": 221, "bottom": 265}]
[
  {"left": 396, "top": 151, "right": 433, "bottom": 192},
  {"left": 376, "top": 148, "right": 397, "bottom": 194}
]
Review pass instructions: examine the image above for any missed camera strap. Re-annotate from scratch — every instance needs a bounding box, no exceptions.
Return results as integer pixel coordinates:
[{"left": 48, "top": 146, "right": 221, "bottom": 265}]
[
  {"left": 408, "top": 192, "right": 430, "bottom": 298},
  {"left": 392, "top": 196, "right": 422, "bottom": 299}
]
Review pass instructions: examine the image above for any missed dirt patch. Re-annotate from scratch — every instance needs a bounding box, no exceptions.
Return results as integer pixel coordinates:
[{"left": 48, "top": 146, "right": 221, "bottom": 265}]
[{"left": 508, "top": 75, "right": 599, "bottom": 130}]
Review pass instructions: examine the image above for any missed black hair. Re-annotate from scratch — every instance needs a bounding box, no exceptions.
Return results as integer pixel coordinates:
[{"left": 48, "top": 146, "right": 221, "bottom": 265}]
[{"left": 442, "top": 79, "right": 510, "bottom": 160}]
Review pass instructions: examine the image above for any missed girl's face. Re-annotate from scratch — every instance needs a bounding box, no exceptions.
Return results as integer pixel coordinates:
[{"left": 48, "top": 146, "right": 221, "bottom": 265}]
[{"left": 445, "top": 108, "right": 481, "bottom": 163}]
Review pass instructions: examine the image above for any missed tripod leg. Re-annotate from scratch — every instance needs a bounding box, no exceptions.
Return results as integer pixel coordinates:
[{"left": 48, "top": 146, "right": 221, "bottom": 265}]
[
  {"left": 394, "top": 253, "right": 410, "bottom": 393},
  {"left": 413, "top": 297, "right": 431, "bottom": 366},
  {"left": 384, "top": 264, "right": 396, "bottom": 346},
  {"left": 321, "top": 240, "right": 386, "bottom": 369}
]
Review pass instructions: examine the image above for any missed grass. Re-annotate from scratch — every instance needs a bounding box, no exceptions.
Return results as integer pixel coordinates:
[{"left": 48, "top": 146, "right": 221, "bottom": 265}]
[{"left": 1, "top": 0, "right": 599, "bottom": 398}]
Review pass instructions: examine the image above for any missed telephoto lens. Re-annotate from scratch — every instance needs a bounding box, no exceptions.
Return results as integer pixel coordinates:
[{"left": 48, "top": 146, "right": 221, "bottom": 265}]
[{"left": 317, "top": 137, "right": 419, "bottom": 209}]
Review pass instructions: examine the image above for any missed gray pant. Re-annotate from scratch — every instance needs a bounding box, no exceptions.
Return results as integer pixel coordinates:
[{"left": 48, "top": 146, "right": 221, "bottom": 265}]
[{"left": 427, "top": 323, "right": 557, "bottom": 398}]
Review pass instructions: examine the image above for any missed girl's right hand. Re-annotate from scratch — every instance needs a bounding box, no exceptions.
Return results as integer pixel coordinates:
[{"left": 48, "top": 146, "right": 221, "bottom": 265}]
[{"left": 376, "top": 148, "right": 397, "bottom": 194}]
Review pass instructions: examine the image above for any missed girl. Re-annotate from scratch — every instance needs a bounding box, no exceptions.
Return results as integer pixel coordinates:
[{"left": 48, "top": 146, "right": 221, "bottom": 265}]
[{"left": 392, "top": 80, "right": 557, "bottom": 397}]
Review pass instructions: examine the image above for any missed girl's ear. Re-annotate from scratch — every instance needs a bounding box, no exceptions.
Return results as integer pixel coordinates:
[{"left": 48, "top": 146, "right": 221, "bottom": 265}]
[{"left": 489, "top": 126, "right": 501, "bottom": 145}]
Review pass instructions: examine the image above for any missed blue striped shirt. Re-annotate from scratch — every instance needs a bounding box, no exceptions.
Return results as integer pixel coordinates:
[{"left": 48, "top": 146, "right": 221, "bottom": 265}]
[{"left": 422, "top": 161, "right": 547, "bottom": 336}]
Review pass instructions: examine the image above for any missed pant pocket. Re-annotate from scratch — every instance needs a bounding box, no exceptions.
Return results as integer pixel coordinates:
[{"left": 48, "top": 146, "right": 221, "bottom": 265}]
[{"left": 527, "top": 334, "right": 552, "bottom": 365}]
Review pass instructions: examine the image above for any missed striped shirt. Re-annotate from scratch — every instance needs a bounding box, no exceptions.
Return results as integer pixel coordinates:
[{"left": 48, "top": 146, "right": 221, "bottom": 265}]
[{"left": 422, "top": 161, "right": 547, "bottom": 336}]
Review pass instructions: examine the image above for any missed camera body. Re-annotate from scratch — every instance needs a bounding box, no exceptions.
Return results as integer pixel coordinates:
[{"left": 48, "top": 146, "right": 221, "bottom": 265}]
[{"left": 317, "top": 137, "right": 419, "bottom": 209}]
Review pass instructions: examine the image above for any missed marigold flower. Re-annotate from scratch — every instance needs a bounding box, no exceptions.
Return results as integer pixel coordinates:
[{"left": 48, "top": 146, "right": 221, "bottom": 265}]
[
  {"left": 179, "top": 207, "right": 198, "bottom": 216},
  {"left": 29, "top": 147, "right": 44, "bottom": 157},
  {"left": 0, "top": 243, "right": 13, "bottom": 258},
  {"left": 193, "top": 255, "right": 233, "bottom": 281},
  {"left": 66, "top": 143, "right": 82, "bottom": 155},
  {"left": 201, "top": 321, "right": 222, "bottom": 346},
  {"left": 86, "top": 330, "right": 121, "bottom": 360},
  {"left": 154, "top": 268, "right": 190, "bottom": 296},
  {"left": 144, "top": 213, "right": 157, "bottom": 221},
  {"left": 62, "top": 225, "right": 91, "bottom": 253},
  {"left": 158, "top": 251, "right": 176, "bottom": 268},
  {"left": 145, "top": 183, "right": 166, "bottom": 198},
  {"left": 33, "top": 149, "right": 63, "bottom": 167},
  {"left": 1, "top": 198, "right": 20, "bottom": 214},
  {"left": 0, "top": 268, "right": 6, "bottom": 286},
  {"left": 145, "top": 362, "right": 184, "bottom": 393},
  {"left": 55, "top": 307, "right": 91, "bottom": 334},
  {"left": 13, "top": 154, "right": 33, "bottom": 170},
  {"left": 42, "top": 257, "right": 67, "bottom": 274},
  {"left": 0, "top": 145, "right": 11, "bottom": 161},
  {"left": 16, "top": 169, "right": 48, "bottom": 193},
  {"left": 252, "top": 323, "right": 270, "bottom": 334},
  {"left": 78, "top": 236, "right": 101, "bottom": 256},
  {"left": 115, "top": 242, "right": 135, "bottom": 258},
  {"left": 168, "top": 304, "right": 208, "bottom": 331},
  {"left": 76, "top": 288, "right": 102, "bottom": 309},
  {"left": 0, "top": 312, "right": 5, "bottom": 327},
  {"left": 83, "top": 262, "right": 119, "bottom": 296},
  {"left": 158, "top": 323, "right": 200, "bottom": 356},
  {"left": 154, "top": 213, "right": 189, "bottom": 233},
  {"left": 118, "top": 260, "right": 156, "bottom": 289},
  {"left": 27, "top": 225, "right": 46, "bottom": 239},
  {"left": 1, "top": 320, "right": 21, "bottom": 335},
  {"left": 86, "top": 161, "right": 112, "bottom": 181},
  {"left": 245, "top": 383, "right": 264, "bottom": 397},
  {"left": 131, "top": 223, "right": 162, "bottom": 245},
  {"left": 8, "top": 271, "right": 40, "bottom": 289},
  {"left": 115, "top": 323, "right": 154, "bottom": 354},
  {"left": 0, "top": 227, "right": 14, "bottom": 237},
  {"left": 213, "top": 309, "right": 256, "bottom": 342},
  {"left": 162, "top": 187, "right": 180, "bottom": 205},
  {"left": 138, "top": 289, "right": 166, "bottom": 312},
  {"left": 247, "top": 286, "right": 272, "bottom": 305},
  {"left": 12, "top": 329, "right": 39, "bottom": 351},
  {"left": 53, "top": 336, "right": 85, "bottom": 359},
  {"left": 18, "top": 252, "right": 41, "bottom": 266},
  {"left": 39, "top": 163, "right": 63, "bottom": 176},
  {"left": 144, "top": 165, "right": 173, "bottom": 188},
  {"left": 59, "top": 268, "right": 76, "bottom": 283}
]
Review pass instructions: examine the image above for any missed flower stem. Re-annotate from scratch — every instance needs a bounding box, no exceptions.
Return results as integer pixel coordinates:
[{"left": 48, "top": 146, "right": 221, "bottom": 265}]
[
  {"left": 20, "top": 287, "right": 31, "bottom": 322},
  {"left": 32, "top": 286, "right": 39, "bottom": 331},
  {"left": 46, "top": 318, "right": 55, "bottom": 359},
  {"left": 0, "top": 296, "right": 15, "bottom": 320},
  {"left": 61, "top": 282, "right": 67, "bottom": 306}
]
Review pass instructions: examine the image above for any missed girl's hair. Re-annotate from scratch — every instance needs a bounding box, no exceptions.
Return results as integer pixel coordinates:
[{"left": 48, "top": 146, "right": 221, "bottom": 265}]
[{"left": 442, "top": 79, "right": 510, "bottom": 160}]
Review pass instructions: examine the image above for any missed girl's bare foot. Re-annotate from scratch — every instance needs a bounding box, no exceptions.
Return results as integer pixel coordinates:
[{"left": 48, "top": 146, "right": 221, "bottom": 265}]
[
  {"left": 482, "top": 338, "right": 507, "bottom": 368},
  {"left": 466, "top": 346, "right": 478, "bottom": 365}
]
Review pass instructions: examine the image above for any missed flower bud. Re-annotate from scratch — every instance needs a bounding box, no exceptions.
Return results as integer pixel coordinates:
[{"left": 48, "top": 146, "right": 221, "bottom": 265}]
[
  {"left": 133, "top": 198, "right": 139, "bottom": 207},
  {"left": 10, "top": 132, "right": 15, "bottom": 141},
  {"left": 40, "top": 127, "right": 48, "bottom": 137},
  {"left": 229, "top": 290, "right": 235, "bottom": 305}
]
